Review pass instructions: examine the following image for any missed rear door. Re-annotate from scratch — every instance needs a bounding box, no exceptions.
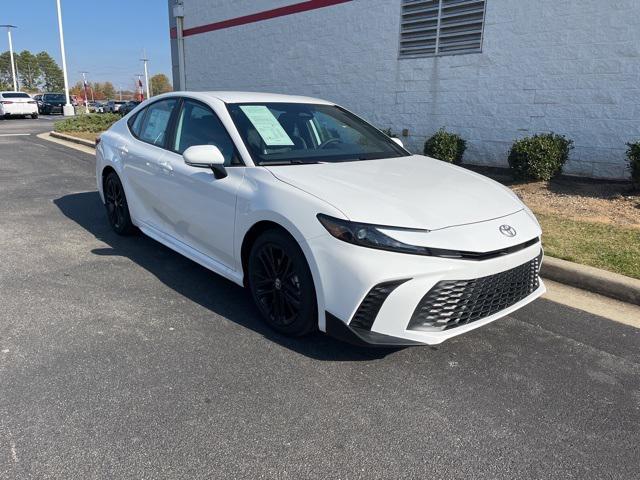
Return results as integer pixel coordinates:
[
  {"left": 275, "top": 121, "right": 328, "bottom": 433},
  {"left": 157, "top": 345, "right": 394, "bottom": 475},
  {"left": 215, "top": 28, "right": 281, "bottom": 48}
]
[{"left": 121, "top": 97, "right": 179, "bottom": 230}]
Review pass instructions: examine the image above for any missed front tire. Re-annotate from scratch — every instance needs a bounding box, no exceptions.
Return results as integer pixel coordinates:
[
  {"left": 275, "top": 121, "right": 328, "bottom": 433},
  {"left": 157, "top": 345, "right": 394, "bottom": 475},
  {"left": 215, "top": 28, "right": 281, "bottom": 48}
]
[
  {"left": 103, "top": 172, "right": 135, "bottom": 235},
  {"left": 31, "top": 113, "right": 38, "bottom": 119},
  {"left": 248, "top": 230, "right": 317, "bottom": 337}
]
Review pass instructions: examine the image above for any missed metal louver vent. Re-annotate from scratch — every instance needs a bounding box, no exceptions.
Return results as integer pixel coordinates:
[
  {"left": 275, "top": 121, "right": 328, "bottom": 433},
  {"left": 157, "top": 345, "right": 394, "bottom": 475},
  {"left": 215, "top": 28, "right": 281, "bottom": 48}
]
[{"left": 400, "top": 0, "right": 486, "bottom": 58}]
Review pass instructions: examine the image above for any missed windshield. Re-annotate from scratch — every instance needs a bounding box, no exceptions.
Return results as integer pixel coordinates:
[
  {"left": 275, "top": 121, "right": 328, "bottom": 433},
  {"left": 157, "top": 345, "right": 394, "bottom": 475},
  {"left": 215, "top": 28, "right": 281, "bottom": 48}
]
[
  {"left": 43, "top": 94, "right": 65, "bottom": 102},
  {"left": 227, "top": 103, "right": 408, "bottom": 165}
]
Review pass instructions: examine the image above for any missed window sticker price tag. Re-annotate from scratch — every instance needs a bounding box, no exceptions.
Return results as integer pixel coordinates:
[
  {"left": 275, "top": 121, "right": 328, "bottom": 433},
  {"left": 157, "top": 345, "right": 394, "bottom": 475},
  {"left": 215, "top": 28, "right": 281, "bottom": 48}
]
[{"left": 240, "top": 105, "right": 294, "bottom": 146}]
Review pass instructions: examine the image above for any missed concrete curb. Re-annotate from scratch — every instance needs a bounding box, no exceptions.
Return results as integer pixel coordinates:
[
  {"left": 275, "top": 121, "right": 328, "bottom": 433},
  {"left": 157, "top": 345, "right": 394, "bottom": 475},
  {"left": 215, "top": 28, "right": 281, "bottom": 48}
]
[
  {"left": 49, "top": 131, "right": 96, "bottom": 149},
  {"left": 541, "top": 256, "right": 640, "bottom": 306}
]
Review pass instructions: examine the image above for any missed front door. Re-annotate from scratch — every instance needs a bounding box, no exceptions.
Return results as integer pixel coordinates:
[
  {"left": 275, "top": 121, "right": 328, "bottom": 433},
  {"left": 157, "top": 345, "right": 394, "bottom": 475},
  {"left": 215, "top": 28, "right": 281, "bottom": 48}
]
[{"left": 151, "top": 98, "right": 245, "bottom": 270}]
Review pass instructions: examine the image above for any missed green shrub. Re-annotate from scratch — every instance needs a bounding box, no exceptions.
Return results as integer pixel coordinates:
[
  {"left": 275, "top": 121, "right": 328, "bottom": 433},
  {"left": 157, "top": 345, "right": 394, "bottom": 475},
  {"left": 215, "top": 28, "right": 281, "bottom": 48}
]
[
  {"left": 626, "top": 141, "right": 640, "bottom": 187},
  {"left": 423, "top": 128, "right": 466, "bottom": 164},
  {"left": 54, "top": 113, "right": 120, "bottom": 134},
  {"left": 508, "top": 133, "right": 573, "bottom": 181}
]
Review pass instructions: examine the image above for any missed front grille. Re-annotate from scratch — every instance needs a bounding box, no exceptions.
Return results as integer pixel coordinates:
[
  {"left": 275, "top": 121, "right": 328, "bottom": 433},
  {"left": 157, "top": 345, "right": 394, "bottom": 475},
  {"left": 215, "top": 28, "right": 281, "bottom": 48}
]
[
  {"left": 408, "top": 257, "right": 541, "bottom": 331},
  {"left": 349, "top": 279, "right": 409, "bottom": 331}
]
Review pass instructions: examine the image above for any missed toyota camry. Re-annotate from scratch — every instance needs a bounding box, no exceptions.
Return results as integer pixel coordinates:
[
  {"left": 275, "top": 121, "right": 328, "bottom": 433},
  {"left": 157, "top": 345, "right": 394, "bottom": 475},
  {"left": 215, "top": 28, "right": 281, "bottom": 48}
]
[{"left": 96, "top": 92, "right": 545, "bottom": 346}]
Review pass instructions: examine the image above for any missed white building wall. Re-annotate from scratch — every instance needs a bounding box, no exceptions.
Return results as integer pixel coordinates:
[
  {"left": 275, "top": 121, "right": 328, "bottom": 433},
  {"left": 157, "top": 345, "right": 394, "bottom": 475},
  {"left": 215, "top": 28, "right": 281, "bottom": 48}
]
[{"left": 174, "top": 0, "right": 640, "bottom": 179}]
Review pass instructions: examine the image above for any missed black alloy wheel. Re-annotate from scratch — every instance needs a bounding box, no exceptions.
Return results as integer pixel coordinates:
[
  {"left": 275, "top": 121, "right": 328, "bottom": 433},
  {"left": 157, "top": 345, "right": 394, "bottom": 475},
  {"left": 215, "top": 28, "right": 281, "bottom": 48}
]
[
  {"left": 104, "top": 172, "right": 135, "bottom": 235},
  {"left": 248, "top": 230, "right": 317, "bottom": 336}
]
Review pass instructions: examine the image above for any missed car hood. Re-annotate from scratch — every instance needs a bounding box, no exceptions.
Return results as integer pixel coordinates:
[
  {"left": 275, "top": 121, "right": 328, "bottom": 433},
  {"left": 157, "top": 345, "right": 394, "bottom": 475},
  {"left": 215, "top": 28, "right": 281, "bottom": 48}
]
[{"left": 266, "top": 155, "right": 523, "bottom": 230}]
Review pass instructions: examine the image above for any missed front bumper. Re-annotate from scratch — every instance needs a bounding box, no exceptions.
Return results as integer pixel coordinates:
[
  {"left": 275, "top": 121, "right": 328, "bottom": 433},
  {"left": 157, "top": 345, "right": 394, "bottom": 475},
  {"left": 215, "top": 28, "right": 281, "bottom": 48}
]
[
  {"left": 308, "top": 212, "right": 545, "bottom": 346},
  {"left": 44, "top": 104, "right": 64, "bottom": 114}
]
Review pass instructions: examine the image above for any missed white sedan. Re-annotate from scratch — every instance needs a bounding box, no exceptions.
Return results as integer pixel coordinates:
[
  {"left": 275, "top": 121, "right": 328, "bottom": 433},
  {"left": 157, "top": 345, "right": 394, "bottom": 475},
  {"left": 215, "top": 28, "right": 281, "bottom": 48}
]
[
  {"left": 96, "top": 92, "right": 545, "bottom": 346},
  {"left": 0, "top": 91, "right": 39, "bottom": 118}
]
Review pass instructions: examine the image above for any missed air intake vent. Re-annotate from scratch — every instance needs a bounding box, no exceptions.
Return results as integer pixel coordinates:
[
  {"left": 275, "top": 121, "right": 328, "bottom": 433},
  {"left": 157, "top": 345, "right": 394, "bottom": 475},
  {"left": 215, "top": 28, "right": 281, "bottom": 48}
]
[
  {"left": 400, "top": 0, "right": 486, "bottom": 58},
  {"left": 350, "top": 279, "right": 409, "bottom": 331}
]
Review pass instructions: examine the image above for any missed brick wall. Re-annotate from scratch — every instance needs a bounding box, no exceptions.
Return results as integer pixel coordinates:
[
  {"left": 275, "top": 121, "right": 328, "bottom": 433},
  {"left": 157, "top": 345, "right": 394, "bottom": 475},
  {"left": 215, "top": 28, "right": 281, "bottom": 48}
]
[{"left": 171, "top": 0, "right": 640, "bottom": 179}]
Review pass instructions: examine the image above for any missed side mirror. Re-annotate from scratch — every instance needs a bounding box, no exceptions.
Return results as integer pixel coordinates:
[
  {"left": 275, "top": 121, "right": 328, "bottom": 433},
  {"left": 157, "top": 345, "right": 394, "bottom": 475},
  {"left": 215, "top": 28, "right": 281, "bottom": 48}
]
[
  {"left": 391, "top": 137, "right": 404, "bottom": 148},
  {"left": 183, "top": 145, "right": 227, "bottom": 179}
]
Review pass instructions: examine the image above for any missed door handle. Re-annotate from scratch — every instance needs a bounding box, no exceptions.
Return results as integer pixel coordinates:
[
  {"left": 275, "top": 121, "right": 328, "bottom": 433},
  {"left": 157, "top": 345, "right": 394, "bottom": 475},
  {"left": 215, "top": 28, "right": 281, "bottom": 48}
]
[{"left": 159, "top": 160, "right": 173, "bottom": 172}]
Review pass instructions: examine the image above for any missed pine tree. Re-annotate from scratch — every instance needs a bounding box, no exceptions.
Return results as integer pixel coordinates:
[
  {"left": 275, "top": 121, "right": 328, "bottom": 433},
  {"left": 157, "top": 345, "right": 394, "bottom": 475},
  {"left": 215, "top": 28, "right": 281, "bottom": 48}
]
[{"left": 36, "top": 51, "right": 64, "bottom": 92}]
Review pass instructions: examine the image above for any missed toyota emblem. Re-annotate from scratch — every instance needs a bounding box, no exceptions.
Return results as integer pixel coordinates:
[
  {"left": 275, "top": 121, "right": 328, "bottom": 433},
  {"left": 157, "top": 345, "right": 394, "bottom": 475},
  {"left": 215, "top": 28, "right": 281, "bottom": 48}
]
[{"left": 499, "top": 225, "right": 517, "bottom": 237}]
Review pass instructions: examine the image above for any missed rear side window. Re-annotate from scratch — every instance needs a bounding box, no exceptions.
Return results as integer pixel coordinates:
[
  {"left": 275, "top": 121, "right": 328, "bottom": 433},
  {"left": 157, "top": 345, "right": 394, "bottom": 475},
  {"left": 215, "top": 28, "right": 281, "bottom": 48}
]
[
  {"left": 2, "top": 93, "right": 30, "bottom": 98},
  {"left": 128, "top": 110, "right": 146, "bottom": 138},
  {"left": 138, "top": 98, "right": 177, "bottom": 147}
]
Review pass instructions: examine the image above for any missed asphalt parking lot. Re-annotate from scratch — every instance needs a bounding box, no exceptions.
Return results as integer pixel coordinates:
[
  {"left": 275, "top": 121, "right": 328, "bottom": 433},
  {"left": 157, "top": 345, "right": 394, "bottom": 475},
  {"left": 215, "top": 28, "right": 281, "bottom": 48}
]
[{"left": 1, "top": 117, "right": 639, "bottom": 479}]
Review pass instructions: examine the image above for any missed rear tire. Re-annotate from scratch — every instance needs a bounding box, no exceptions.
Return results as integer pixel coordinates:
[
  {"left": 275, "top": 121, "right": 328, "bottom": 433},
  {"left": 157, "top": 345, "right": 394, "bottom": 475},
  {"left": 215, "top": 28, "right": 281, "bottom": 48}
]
[
  {"left": 103, "top": 171, "right": 136, "bottom": 235},
  {"left": 248, "top": 230, "right": 318, "bottom": 337},
  {"left": 31, "top": 113, "right": 38, "bottom": 119}
]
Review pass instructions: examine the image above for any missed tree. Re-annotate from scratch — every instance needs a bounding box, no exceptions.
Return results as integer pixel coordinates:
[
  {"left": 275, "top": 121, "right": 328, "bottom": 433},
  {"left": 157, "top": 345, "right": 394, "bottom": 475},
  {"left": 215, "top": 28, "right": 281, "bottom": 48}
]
[
  {"left": 17, "top": 51, "right": 41, "bottom": 91},
  {"left": 16, "top": 50, "right": 42, "bottom": 92},
  {"left": 150, "top": 74, "right": 172, "bottom": 96},
  {"left": 70, "top": 80, "right": 84, "bottom": 98},
  {"left": 101, "top": 81, "right": 115, "bottom": 100},
  {"left": 36, "top": 51, "right": 64, "bottom": 92},
  {"left": 0, "top": 51, "right": 14, "bottom": 90}
]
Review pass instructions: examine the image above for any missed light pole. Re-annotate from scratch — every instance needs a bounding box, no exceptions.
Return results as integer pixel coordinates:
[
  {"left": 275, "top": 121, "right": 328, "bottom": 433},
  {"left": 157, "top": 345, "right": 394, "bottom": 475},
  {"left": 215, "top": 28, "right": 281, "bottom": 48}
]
[
  {"left": 80, "top": 71, "right": 90, "bottom": 113},
  {"left": 0, "top": 25, "right": 18, "bottom": 91},
  {"left": 141, "top": 49, "right": 151, "bottom": 99},
  {"left": 55, "top": 0, "right": 74, "bottom": 116},
  {"left": 173, "top": 1, "right": 186, "bottom": 90}
]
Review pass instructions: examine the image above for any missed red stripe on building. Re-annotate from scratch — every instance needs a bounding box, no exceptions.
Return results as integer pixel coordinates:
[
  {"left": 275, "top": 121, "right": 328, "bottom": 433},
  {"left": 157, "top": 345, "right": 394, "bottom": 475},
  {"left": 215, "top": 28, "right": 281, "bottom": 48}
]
[{"left": 170, "top": 0, "right": 353, "bottom": 39}]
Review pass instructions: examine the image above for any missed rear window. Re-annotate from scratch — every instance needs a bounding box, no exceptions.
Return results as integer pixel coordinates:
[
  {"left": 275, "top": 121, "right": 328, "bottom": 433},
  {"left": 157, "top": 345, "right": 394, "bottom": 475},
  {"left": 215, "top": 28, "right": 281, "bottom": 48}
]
[{"left": 2, "top": 93, "right": 30, "bottom": 99}]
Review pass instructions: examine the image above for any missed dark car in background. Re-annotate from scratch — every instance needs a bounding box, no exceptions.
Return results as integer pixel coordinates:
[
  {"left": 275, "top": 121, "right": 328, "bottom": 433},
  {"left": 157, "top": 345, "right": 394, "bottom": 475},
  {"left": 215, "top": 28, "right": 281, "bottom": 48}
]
[
  {"left": 41, "top": 93, "right": 67, "bottom": 115},
  {"left": 33, "top": 94, "right": 44, "bottom": 113},
  {"left": 118, "top": 100, "right": 140, "bottom": 116}
]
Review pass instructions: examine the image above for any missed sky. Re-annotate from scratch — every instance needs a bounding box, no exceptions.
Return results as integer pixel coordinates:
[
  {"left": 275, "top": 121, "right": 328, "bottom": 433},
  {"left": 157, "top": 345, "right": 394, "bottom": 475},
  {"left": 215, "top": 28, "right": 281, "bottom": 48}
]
[{"left": 0, "top": 0, "right": 172, "bottom": 91}]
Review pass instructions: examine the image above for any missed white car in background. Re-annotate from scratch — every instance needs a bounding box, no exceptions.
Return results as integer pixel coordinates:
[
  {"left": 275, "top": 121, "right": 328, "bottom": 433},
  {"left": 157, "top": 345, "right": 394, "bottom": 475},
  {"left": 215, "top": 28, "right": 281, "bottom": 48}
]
[
  {"left": 0, "top": 92, "right": 38, "bottom": 119},
  {"left": 95, "top": 91, "right": 545, "bottom": 346}
]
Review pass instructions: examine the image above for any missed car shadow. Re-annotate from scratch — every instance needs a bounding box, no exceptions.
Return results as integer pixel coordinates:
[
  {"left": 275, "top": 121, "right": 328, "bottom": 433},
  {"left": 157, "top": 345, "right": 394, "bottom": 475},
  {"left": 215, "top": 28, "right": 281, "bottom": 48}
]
[{"left": 54, "top": 191, "right": 405, "bottom": 361}]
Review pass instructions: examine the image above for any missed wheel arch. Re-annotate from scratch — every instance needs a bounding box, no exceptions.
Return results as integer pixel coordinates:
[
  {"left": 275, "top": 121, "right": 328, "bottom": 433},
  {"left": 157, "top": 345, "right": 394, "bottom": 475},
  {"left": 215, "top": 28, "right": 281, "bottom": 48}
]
[
  {"left": 239, "top": 218, "right": 327, "bottom": 331},
  {"left": 101, "top": 165, "right": 117, "bottom": 190}
]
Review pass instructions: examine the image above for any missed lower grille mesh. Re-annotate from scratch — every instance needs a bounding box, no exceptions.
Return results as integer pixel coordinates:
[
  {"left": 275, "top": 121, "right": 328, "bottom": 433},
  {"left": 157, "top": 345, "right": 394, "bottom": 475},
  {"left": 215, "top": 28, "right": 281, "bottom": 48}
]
[{"left": 409, "top": 257, "right": 541, "bottom": 331}]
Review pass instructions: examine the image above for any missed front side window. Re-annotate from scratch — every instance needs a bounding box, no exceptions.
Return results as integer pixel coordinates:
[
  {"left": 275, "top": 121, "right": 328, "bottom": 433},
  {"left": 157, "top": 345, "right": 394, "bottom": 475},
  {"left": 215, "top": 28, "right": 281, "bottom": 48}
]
[
  {"left": 138, "top": 98, "right": 177, "bottom": 147},
  {"left": 173, "top": 99, "right": 239, "bottom": 166},
  {"left": 227, "top": 103, "right": 408, "bottom": 165}
]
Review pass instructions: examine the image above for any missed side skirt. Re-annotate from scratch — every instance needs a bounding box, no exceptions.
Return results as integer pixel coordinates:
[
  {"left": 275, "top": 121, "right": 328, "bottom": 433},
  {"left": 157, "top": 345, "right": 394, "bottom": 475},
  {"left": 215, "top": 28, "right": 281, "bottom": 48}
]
[{"left": 138, "top": 221, "right": 245, "bottom": 287}]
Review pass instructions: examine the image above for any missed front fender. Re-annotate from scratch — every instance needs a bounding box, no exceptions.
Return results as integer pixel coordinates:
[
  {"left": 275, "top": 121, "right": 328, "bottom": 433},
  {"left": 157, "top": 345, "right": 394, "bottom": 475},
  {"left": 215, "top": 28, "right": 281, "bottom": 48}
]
[{"left": 235, "top": 168, "right": 346, "bottom": 331}]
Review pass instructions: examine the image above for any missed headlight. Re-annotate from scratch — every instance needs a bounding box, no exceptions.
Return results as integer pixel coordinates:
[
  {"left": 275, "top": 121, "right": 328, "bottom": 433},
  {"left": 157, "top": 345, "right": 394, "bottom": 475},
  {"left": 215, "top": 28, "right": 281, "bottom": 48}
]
[{"left": 317, "top": 214, "right": 432, "bottom": 255}]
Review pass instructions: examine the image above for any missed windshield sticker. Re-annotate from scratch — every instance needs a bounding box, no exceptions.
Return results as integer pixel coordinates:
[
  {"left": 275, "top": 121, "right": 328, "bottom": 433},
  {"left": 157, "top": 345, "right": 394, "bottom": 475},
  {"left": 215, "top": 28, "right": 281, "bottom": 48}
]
[{"left": 240, "top": 105, "right": 294, "bottom": 146}]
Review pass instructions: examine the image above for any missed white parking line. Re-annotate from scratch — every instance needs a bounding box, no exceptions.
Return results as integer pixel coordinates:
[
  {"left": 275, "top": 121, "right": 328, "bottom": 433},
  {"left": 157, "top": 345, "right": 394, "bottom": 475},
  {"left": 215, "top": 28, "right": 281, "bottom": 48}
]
[{"left": 0, "top": 133, "right": 31, "bottom": 137}]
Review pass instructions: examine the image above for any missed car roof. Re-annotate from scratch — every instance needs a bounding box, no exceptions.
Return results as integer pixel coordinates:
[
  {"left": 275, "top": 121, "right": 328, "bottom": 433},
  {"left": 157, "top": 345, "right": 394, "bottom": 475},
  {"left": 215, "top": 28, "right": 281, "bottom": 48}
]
[{"left": 179, "top": 91, "right": 334, "bottom": 105}]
